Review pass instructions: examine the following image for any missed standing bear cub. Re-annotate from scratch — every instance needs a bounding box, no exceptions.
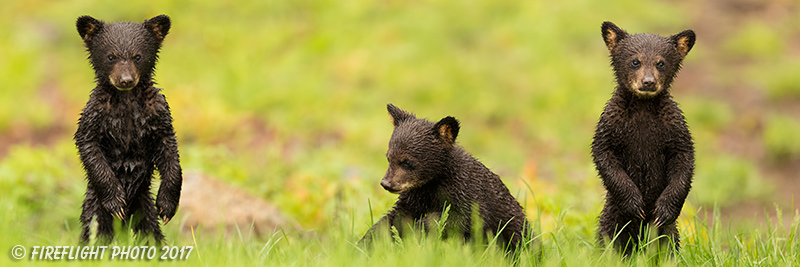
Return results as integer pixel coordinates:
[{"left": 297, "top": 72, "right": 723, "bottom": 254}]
[
  {"left": 75, "top": 15, "right": 182, "bottom": 243},
  {"left": 361, "top": 104, "right": 533, "bottom": 253},
  {"left": 592, "top": 21, "right": 695, "bottom": 255}
]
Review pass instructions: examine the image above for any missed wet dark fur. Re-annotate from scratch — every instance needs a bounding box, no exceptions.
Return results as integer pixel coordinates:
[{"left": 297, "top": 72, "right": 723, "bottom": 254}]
[
  {"left": 360, "top": 104, "right": 534, "bottom": 253},
  {"left": 75, "top": 15, "right": 181, "bottom": 243},
  {"left": 592, "top": 21, "right": 695, "bottom": 255}
]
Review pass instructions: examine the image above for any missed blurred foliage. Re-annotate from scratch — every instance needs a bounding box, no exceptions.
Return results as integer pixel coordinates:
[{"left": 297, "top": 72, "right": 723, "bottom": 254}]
[
  {"left": 1, "top": 0, "right": 800, "bottom": 265},
  {"left": 762, "top": 60, "right": 800, "bottom": 100},
  {"left": 723, "top": 20, "right": 785, "bottom": 60},
  {"left": 681, "top": 98, "right": 734, "bottom": 133},
  {"left": 0, "top": 141, "right": 84, "bottom": 231},
  {"left": 763, "top": 114, "right": 800, "bottom": 161},
  {"left": 692, "top": 154, "right": 769, "bottom": 206}
]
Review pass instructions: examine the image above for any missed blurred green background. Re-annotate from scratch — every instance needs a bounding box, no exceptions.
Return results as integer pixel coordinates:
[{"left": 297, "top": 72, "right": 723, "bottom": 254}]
[{"left": 1, "top": 0, "right": 799, "bottom": 262}]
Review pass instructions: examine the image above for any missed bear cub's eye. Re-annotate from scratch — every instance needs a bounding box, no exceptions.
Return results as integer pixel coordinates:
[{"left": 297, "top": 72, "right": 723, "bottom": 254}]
[
  {"left": 631, "top": 59, "right": 640, "bottom": 69},
  {"left": 107, "top": 55, "right": 116, "bottom": 62},
  {"left": 133, "top": 55, "right": 142, "bottom": 62},
  {"left": 656, "top": 61, "right": 665, "bottom": 70},
  {"left": 399, "top": 159, "right": 413, "bottom": 169}
]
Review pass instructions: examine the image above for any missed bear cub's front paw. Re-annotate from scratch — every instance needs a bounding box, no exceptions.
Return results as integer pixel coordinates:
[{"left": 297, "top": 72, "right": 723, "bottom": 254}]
[{"left": 156, "top": 197, "right": 177, "bottom": 224}]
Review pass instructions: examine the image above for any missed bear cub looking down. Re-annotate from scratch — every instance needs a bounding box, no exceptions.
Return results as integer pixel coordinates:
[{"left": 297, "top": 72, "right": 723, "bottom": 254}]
[
  {"left": 75, "top": 15, "right": 182, "bottom": 243},
  {"left": 361, "top": 104, "right": 533, "bottom": 253},
  {"left": 592, "top": 21, "right": 695, "bottom": 255}
]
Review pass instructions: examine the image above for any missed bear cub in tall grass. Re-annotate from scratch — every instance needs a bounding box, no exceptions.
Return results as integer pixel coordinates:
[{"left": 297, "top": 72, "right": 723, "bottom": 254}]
[
  {"left": 361, "top": 104, "right": 534, "bottom": 253},
  {"left": 592, "top": 21, "right": 695, "bottom": 255},
  {"left": 75, "top": 15, "right": 182, "bottom": 243}
]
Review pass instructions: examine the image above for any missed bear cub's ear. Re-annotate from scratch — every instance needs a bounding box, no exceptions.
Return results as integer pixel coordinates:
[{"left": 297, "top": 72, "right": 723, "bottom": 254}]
[
  {"left": 387, "top": 104, "right": 414, "bottom": 127},
  {"left": 670, "top": 29, "right": 696, "bottom": 58},
  {"left": 434, "top": 116, "right": 460, "bottom": 143},
  {"left": 144, "top": 14, "right": 171, "bottom": 42},
  {"left": 77, "top": 16, "right": 103, "bottom": 43},
  {"left": 601, "top": 21, "right": 628, "bottom": 51}
]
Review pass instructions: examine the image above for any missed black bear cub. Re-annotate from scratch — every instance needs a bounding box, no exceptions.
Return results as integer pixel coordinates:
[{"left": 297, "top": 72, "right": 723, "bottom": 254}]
[
  {"left": 75, "top": 15, "right": 181, "bottom": 243},
  {"left": 592, "top": 21, "right": 695, "bottom": 255},
  {"left": 361, "top": 104, "right": 533, "bottom": 253}
]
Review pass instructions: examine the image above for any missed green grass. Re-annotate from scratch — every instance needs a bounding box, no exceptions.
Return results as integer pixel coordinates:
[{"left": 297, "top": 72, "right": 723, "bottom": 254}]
[
  {"left": 1, "top": 0, "right": 800, "bottom": 266},
  {"left": 2, "top": 188, "right": 799, "bottom": 266}
]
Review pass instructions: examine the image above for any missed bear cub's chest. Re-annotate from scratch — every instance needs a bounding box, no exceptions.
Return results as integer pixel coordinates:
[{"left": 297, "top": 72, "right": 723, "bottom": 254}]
[
  {"left": 97, "top": 94, "right": 161, "bottom": 152},
  {"left": 616, "top": 104, "right": 670, "bottom": 159}
]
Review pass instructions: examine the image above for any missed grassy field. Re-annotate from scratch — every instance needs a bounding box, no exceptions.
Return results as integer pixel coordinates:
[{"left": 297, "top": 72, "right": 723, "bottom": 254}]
[{"left": 1, "top": 0, "right": 800, "bottom": 266}]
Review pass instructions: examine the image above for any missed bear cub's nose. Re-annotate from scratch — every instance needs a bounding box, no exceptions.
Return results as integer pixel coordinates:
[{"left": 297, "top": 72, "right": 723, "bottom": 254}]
[
  {"left": 380, "top": 179, "right": 392, "bottom": 190},
  {"left": 642, "top": 76, "right": 656, "bottom": 91},
  {"left": 119, "top": 73, "right": 135, "bottom": 88}
]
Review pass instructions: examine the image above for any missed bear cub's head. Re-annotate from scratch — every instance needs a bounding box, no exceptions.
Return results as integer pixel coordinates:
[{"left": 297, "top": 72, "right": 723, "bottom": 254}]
[
  {"left": 381, "top": 104, "right": 460, "bottom": 194},
  {"left": 601, "top": 21, "right": 695, "bottom": 98},
  {"left": 77, "top": 15, "right": 170, "bottom": 91}
]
